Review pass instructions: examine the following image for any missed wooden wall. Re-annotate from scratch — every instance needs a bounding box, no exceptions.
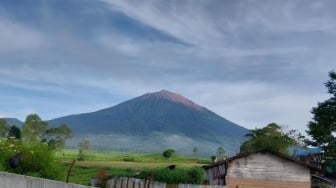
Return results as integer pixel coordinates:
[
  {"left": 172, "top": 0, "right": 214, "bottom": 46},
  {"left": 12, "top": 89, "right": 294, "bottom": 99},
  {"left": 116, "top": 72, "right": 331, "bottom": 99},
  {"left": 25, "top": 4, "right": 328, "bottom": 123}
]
[
  {"left": 204, "top": 163, "right": 226, "bottom": 185},
  {"left": 226, "top": 152, "right": 311, "bottom": 188}
]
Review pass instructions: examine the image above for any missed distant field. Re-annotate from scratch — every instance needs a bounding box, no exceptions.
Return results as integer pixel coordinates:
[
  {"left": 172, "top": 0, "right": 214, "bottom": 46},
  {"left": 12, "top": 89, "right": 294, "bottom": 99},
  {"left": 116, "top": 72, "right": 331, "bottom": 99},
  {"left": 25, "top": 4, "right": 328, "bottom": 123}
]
[{"left": 57, "top": 149, "right": 210, "bottom": 185}]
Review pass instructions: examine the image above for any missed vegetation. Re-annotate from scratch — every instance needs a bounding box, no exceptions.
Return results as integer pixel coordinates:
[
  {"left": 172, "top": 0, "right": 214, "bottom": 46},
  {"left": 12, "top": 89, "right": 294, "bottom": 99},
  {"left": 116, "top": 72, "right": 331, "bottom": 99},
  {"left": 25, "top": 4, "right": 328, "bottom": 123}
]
[
  {"left": 162, "top": 148, "right": 175, "bottom": 159},
  {"left": 0, "top": 138, "right": 63, "bottom": 180},
  {"left": 77, "top": 138, "right": 91, "bottom": 161},
  {"left": 0, "top": 119, "right": 9, "bottom": 138},
  {"left": 216, "top": 147, "right": 226, "bottom": 160},
  {"left": 306, "top": 71, "right": 336, "bottom": 176},
  {"left": 22, "top": 114, "right": 72, "bottom": 150},
  {"left": 240, "top": 123, "right": 299, "bottom": 154},
  {"left": 0, "top": 114, "right": 72, "bottom": 180},
  {"left": 138, "top": 166, "right": 204, "bottom": 184},
  {"left": 56, "top": 149, "right": 208, "bottom": 185},
  {"left": 8, "top": 125, "right": 21, "bottom": 140}
]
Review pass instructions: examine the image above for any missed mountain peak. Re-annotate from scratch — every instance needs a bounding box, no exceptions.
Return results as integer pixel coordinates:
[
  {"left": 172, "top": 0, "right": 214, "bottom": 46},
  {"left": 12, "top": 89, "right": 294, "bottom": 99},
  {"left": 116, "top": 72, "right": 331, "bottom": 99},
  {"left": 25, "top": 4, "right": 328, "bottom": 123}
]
[{"left": 139, "top": 90, "right": 205, "bottom": 111}]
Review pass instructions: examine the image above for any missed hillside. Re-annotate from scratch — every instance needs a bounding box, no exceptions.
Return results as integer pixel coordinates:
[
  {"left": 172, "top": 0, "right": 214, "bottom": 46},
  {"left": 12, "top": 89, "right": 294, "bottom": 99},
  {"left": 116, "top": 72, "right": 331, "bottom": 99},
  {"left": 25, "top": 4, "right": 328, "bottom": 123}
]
[
  {"left": 1, "top": 118, "right": 23, "bottom": 127},
  {"left": 49, "top": 90, "right": 249, "bottom": 156}
]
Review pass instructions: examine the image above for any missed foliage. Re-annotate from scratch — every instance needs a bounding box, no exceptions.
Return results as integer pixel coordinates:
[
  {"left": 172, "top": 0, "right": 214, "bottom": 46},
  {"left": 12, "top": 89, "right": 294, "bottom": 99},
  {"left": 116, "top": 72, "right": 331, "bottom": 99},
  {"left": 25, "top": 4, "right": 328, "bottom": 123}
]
[
  {"left": 21, "top": 114, "right": 72, "bottom": 150},
  {"left": 162, "top": 148, "right": 175, "bottom": 159},
  {"left": 8, "top": 125, "right": 21, "bottom": 140},
  {"left": 216, "top": 147, "right": 226, "bottom": 160},
  {"left": 0, "top": 119, "right": 9, "bottom": 138},
  {"left": 306, "top": 71, "right": 336, "bottom": 177},
  {"left": 78, "top": 138, "right": 91, "bottom": 161},
  {"left": 96, "top": 168, "right": 108, "bottom": 188},
  {"left": 210, "top": 155, "right": 216, "bottom": 162},
  {"left": 306, "top": 71, "right": 336, "bottom": 159},
  {"left": 46, "top": 124, "right": 72, "bottom": 150},
  {"left": 187, "top": 167, "right": 205, "bottom": 184},
  {"left": 22, "top": 114, "right": 48, "bottom": 144},
  {"left": 240, "top": 123, "right": 297, "bottom": 154},
  {"left": 0, "top": 138, "right": 63, "bottom": 180},
  {"left": 56, "top": 149, "right": 209, "bottom": 186},
  {"left": 139, "top": 167, "right": 204, "bottom": 184}
]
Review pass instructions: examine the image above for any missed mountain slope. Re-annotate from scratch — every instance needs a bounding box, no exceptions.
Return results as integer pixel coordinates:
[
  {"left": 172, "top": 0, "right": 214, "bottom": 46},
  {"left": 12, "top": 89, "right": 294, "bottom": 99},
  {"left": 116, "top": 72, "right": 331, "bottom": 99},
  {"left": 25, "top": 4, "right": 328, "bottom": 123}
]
[
  {"left": 49, "top": 90, "right": 249, "bottom": 156},
  {"left": 1, "top": 118, "right": 23, "bottom": 127}
]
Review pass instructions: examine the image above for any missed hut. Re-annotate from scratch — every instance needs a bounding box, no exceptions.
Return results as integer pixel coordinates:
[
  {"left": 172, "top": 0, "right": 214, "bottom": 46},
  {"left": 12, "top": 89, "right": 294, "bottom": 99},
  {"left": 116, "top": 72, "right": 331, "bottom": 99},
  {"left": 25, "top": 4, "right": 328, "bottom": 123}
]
[{"left": 204, "top": 150, "right": 320, "bottom": 188}]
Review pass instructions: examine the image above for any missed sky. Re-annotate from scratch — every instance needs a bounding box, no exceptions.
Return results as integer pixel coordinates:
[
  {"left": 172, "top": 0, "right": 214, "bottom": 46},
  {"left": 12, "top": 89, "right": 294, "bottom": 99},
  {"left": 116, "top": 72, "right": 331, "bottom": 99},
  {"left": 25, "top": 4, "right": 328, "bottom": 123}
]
[{"left": 0, "top": 0, "right": 335, "bottom": 134}]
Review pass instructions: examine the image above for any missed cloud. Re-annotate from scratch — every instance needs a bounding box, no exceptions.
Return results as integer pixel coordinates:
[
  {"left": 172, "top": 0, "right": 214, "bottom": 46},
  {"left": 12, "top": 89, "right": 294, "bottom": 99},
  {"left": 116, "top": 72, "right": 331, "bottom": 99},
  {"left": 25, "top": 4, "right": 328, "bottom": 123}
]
[
  {"left": 0, "top": 18, "right": 47, "bottom": 52},
  {"left": 1, "top": 0, "right": 336, "bottom": 136}
]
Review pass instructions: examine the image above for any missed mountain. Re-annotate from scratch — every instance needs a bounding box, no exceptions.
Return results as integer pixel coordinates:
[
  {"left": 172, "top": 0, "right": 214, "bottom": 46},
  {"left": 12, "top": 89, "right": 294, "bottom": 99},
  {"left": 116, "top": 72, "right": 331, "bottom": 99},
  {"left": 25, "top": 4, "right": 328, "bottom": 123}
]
[
  {"left": 1, "top": 118, "right": 23, "bottom": 127},
  {"left": 49, "top": 90, "right": 249, "bottom": 156}
]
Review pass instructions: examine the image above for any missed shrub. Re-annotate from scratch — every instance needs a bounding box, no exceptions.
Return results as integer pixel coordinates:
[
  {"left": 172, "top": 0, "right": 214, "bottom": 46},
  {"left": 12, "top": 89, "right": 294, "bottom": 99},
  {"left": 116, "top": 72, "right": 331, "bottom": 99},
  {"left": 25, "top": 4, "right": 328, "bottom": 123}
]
[
  {"left": 187, "top": 167, "right": 205, "bottom": 184},
  {"left": 0, "top": 138, "right": 63, "bottom": 180},
  {"left": 139, "top": 167, "right": 204, "bottom": 184}
]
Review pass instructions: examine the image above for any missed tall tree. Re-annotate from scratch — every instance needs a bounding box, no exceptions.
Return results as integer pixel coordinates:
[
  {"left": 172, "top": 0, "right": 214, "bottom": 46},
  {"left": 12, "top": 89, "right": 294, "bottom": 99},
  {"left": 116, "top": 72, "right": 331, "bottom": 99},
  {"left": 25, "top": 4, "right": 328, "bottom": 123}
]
[
  {"left": 307, "top": 71, "right": 336, "bottom": 158},
  {"left": 240, "top": 123, "right": 297, "bottom": 154},
  {"left": 22, "top": 114, "right": 72, "bottom": 149},
  {"left": 0, "top": 119, "right": 9, "bottom": 138},
  {"left": 22, "top": 114, "right": 48, "bottom": 144}
]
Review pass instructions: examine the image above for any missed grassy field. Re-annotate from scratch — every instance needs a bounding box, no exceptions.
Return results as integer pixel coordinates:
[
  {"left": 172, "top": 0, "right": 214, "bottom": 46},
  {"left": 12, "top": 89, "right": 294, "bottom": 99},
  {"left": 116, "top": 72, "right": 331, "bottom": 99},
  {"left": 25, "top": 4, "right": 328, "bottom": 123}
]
[{"left": 57, "top": 149, "right": 210, "bottom": 186}]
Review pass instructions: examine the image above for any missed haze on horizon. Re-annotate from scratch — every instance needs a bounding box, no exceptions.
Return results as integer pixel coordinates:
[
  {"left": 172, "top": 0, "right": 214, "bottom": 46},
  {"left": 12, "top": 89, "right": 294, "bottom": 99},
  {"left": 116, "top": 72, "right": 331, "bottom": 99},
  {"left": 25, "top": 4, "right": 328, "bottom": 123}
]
[{"left": 0, "top": 0, "right": 335, "bottom": 134}]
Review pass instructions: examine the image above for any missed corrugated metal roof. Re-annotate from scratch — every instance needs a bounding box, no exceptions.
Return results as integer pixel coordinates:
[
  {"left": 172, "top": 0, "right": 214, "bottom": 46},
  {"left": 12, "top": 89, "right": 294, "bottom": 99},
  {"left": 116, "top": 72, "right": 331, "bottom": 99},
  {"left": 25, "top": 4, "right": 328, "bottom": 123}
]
[{"left": 203, "top": 149, "right": 321, "bottom": 172}]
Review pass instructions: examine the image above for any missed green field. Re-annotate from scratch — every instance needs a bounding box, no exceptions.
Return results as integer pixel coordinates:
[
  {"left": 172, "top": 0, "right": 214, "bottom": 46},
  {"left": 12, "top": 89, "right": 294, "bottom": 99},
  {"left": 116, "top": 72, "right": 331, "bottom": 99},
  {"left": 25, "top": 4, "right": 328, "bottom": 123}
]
[{"left": 57, "top": 149, "right": 210, "bottom": 185}]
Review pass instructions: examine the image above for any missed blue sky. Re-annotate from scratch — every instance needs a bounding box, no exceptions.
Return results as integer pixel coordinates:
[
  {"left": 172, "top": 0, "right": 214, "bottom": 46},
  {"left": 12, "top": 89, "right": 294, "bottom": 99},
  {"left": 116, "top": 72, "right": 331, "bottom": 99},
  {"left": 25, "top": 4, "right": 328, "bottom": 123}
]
[{"left": 0, "top": 0, "right": 335, "bottom": 134}]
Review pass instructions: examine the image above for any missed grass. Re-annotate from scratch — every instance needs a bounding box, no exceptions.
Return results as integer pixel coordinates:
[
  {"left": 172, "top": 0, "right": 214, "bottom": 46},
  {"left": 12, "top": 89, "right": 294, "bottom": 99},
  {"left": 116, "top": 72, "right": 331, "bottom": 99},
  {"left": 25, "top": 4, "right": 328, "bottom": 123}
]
[{"left": 56, "top": 149, "right": 210, "bottom": 186}]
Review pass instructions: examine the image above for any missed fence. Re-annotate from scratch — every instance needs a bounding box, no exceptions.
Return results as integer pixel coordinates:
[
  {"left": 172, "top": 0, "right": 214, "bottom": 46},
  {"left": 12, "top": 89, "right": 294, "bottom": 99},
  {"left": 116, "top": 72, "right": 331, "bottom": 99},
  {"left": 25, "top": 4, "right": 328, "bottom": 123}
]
[
  {"left": 104, "top": 177, "right": 225, "bottom": 188},
  {"left": 0, "top": 171, "right": 96, "bottom": 188}
]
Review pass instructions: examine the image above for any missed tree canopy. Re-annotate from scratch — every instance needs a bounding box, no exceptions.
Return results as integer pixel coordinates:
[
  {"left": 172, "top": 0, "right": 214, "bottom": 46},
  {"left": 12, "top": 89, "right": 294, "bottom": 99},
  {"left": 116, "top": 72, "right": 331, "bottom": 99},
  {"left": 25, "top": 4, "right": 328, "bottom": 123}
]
[
  {"left": 307, "top": 71, "right": 336, "bottom": 158},
  {"left": 22, "top": 114, "right": 48, "bottom": 144},
  {"left": 8, "top": 125, "right": 21, "bottom": 140},
  {"left": 0, "top": 119, "right": 9, "bottom": 138},
  {"left": 163, "top": 148, "right": 175, "bottom": 159},
  {"left": 22, "top": 114, "right": 72, "bottom": 150},
  {"left": 240, "top": 123, "right": 298, "bottom": 154}
]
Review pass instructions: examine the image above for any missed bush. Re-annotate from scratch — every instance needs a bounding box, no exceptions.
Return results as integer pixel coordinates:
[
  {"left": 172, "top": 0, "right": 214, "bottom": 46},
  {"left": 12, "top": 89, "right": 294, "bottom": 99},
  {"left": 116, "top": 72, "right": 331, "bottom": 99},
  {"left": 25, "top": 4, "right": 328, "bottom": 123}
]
[
  {"left": 139, "top": 167, "right": 204, "bottom": 184},
  {"left": 187, "top": 167, "right": 205, "bottom": 184},
  {"left": 0, "top": 138, "right": 63, "bottom": 180}
]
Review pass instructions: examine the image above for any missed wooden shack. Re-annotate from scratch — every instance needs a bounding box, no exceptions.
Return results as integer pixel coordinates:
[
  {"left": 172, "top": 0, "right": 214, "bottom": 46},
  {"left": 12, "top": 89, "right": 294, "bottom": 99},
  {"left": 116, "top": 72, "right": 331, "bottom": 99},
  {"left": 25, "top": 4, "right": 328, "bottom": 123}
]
[{"left": 204, "top": 150, "right": 320, "bottom": 188}]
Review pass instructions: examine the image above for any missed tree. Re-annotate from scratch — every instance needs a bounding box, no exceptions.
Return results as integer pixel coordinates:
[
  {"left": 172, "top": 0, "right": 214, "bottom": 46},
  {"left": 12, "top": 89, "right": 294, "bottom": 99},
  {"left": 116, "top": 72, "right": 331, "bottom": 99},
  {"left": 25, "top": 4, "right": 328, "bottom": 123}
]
[
  {"left": 0, "top": 119, "right": 9, "bottom": 138},
  {"left": 210, "top": 155, "right": 216, "bottom": 162},
  {"left": 8, "top": 125, "right": 21, "bottom": 140},
  {"left": 46, "top": 124, "right": 72, "bottom": 150},
  {"left": 307, "top": 71, "right": 336, "bottom": 158},
  {"left": 21, "top": 114, "right": 72, "bottom": 149},
  {"left": 216, "top": 147, "right": 226, "bottom": 160},
  {"left": 240, "top": 123, "right": 297, "bottom": 154},
  {"left": 163, "top": 148, "right": 175, "bottom": 159},
  {"left": 78, "top": 138, "right": 90, "bottom": 161},
  {"left": 22, "top": 114, "right": 48, "bottom": 144}
]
